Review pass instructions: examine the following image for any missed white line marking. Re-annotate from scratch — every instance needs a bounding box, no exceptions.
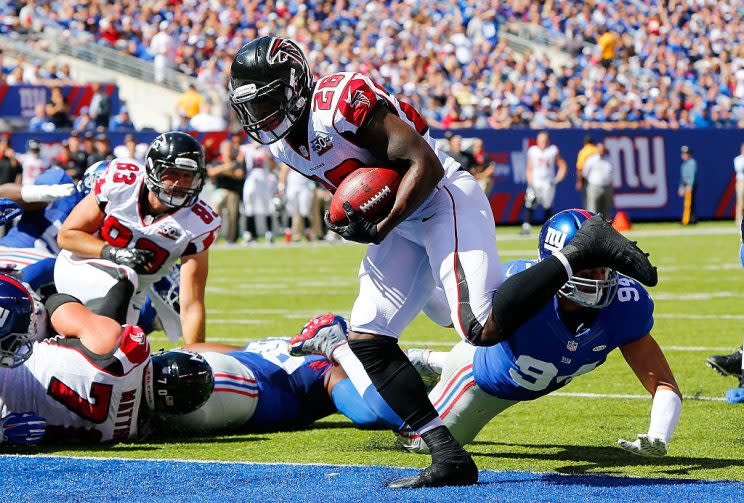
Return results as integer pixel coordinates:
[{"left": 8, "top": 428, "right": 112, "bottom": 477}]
[
  {"left": 657, "top": 314, "right": 744, "bottom": 320},
  {"left": 653, "top": 292, "right": 744, "bottom": 300},
  {"left": 551, "top": 392, "right": 725, "bottom": 402}
]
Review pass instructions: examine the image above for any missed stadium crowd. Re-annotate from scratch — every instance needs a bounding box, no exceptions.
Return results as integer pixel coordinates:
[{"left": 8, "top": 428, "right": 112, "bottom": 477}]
[{"left": 2, "top": 0, "right": 742, "bottom": 130}]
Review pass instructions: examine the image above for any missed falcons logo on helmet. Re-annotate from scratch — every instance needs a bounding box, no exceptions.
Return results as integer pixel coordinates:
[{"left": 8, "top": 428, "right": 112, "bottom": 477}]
[{"left": 267, "top": 38, "right": 305, "bottom": 66}]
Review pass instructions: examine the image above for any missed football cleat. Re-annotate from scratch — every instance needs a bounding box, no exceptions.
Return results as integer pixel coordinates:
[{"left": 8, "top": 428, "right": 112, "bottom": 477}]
[
  {"left": 404, "top": 348, "right": 442, "bottom": 392},
  {"left": 706, "top": 347, "right": 743, "bottom": 377},
  {"left": 561, "top": 214, "right": 658, "bottom": 287},
  {"left": 289, "top": 313, "right": 348, "bottom": 360},
  {"left": 387, "top": 456, "right": 479, "bottom": 488},
  {"left": 617, "top": 434, "right": 668, "bottom": 457}
]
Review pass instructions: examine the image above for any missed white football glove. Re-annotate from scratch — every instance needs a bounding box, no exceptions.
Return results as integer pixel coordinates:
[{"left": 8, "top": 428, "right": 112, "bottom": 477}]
[
  {"left": 21, "top": 184, "right": 77, "bottom": 203},
  {"left": 617, "top": 434, "right": 668, "bottom": 457}
]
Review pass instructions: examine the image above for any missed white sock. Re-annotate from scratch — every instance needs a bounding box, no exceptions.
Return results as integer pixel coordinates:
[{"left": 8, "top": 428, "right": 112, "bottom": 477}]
[
  {"left": 416, "top": 417, "right": 444, "bottom": 435},
  {"left": 331, "top": 342, "right": 373, "bottom": 396}
]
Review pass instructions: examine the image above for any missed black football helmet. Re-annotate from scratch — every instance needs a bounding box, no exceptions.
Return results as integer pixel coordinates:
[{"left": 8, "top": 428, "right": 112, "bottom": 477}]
[
  {"left": 229, "top": 36, "right": 313, "bottom": 144},
  {"left": 144, "top": 132, "right": 206, "bottom": 208},
  {"left": 145, "top": 349, "right": 214, "bottom": 415}
]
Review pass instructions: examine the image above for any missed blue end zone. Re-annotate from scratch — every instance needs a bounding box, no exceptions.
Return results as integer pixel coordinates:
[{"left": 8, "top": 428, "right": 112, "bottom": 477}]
[{"left": 2, "top": 455, "right": 741, "bottom": 502}]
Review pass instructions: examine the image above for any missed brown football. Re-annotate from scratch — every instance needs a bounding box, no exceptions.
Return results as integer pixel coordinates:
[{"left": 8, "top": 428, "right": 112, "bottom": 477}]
[{"left": 329, "top": 167, "right": 402, "bottom": 225}]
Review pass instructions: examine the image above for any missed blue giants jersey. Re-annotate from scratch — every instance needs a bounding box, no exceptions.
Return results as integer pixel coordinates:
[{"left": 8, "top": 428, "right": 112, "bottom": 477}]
[
  {"left": 228, "top": 338, "right": 335, "bottom": 429},
  {"left": 0, "top": 168, "right": 83, "bottom": 254},
  {"left": 473, "top": 260, "right": 654, "bottom": 401}
]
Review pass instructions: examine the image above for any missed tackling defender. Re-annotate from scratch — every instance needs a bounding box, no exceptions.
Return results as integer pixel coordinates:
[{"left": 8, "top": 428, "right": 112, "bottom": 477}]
[
  {"left": 229, "top": 37, "right": 657, "bottom": 487},
  {"left": 396, "top": 210, "right": 682, "bottom": 456},
  {"left": 54, "top": 132, "right": 220, "bottom": 344}
]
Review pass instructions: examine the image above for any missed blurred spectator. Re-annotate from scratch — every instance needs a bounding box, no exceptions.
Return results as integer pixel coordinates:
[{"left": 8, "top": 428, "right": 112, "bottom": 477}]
[
  {"left": 582, "top": 143, "right": 614, "bottom": 218},
  {"left": 0, "top": 136, "right": 22, "bottom": 185},
  {"left": 109, "top": 106, "right": 135, "bottom": 131},
  {"left": 6, "top": 65, "right": 24, "bottom": 85},
  {"left": 66, "top": 132, "right": 90, "bottom": 179},
  {"left": 73, "top": 107, "right": 97, "bottom": 132},
  {"left": 521, "top": 131, "right": 567, "bottom": 234},
  {"left": 445, "top": 134, "right": 471, "bottom": 172},
  {"left": 208, "top": 134, "right": 245, "bottom": 243},
  {"left": 734, "top": 143, "right": 744, "bottom": 227},
  {"left": 172, "top": 111, "right": 191, "bottom": 131},
  {"left": 241, "top": 140, "right": 276, "bottom": 243},
  {"left": 28, "top": 104, "right": 55, "bottom": 132},
  {"left": 82, "top": 132, "right": 96, "bottom": 157},
  {"left": 678, "top": 146, "right": 698, "bottom": 225},
  {"left": 575, "top": 136, "right": 599, "bottom": 207},
  {"left": 468, "top": 138, "right": 495, "bottom": 195},
  {"left": 23, "top": 60, "right": 43, "bottom": 84},
  {"left": 88, "top": 83, "right": 111, "bottom": 128},
  {"left": 53, "top": 140, "right": 78, "bottom": 179},
  {"left": 177, "top": 84, "right": 204, "bottom": 119},
  {"left": 113, "top": 133, "right": 147, "bottom": 163},
  {"left": 17, "top": 139, "right": 45, "bottom": 185},
  {"left": 46, "top": 85, "right": 71, "bottom": 129},
  {"left": 596, "top": 27, "right": 619, "bottom": 68},
  {"left": 150, "top": 21, "right": 175, "bottom": 83},
  {"left": 87, "top": 134, "right": 114, "bottom": 165},
  {"left": 189, "top": 103, "right": 227, "bottom": 132},
  {"left": 280, "top": 164, "right": 315, "bottom": 241}
]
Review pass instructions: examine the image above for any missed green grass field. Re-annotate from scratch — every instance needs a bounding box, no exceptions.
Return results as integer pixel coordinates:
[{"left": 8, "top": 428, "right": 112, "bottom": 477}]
[{"left": 17, "top": 222, "right": 744, "bottom": 480}]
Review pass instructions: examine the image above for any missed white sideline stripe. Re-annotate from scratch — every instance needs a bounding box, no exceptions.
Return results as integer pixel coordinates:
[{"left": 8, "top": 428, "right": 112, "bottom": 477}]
[
  {"left": 657, "top": 314, "right": 744, "bottom": 320},
  {"left": 653, "top": 292, "right": 744, "bottom": 300},
  {"left": 551, "top": 392, "right": 725, "bottom": 402}
]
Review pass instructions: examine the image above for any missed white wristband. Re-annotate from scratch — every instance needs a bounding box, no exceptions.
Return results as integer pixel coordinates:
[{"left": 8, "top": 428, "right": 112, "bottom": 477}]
[
  {"left": 647, "top": 388, "right": 682, "bottom": 443},
  {"left": 552, "top": 251, "right": 573, "bottom": 279}
]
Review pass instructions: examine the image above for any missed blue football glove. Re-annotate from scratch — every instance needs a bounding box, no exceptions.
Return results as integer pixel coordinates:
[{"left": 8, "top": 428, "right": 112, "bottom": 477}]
[
  {"left": 0, "top": 198, "right": 22, "bottom": 226},
  {"left": 1, "top": 412, "right": 47, "bottom": 445}
]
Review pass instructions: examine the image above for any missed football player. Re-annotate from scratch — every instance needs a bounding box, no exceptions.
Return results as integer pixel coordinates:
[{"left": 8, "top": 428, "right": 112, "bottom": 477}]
[
  {"left": 521, "top": 131, "right": 567, "bottom": 235},
  {"left": 229, "top": 37, "right": 657, "bottom": 487},
  {"left": 54, "top": 132, "right": 220, "bottom": 344},
  {"left": 155, "top": 314, "right": 403, "bottom": 435},
  {"left": 0, "top": 283, "right": 213, "bottom": 443},
  {"left": 391, "top": 210, "right": 681, "bottom": 456},
  {"left": 0, "top": 166, "right": 80, "bottom": 291}
]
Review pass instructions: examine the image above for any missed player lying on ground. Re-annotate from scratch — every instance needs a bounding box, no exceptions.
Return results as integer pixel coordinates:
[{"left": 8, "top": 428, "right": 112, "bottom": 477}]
[
  {"left": 55, "top": 132, "right": 220, "bottom": 344},
  {"left": 0, "top": 277, "right": 213, "bottom": 444},
  {"left": 153, "top": 315, "right": 405, "bottom": 435},
  {"left": 230, "top": 36, "right": 658, "bottom": 487},
  {"left": 395, "top": 210, "right": 682, "bottom": 457}
]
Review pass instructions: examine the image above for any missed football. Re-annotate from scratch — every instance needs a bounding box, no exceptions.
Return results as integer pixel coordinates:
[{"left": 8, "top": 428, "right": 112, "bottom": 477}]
[{"left": 329, "top": 167, "right": 402, "bottom": 225}]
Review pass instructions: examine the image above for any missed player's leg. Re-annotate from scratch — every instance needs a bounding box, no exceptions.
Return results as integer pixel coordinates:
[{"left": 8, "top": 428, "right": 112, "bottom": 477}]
[
  {"left": 325, "top": 365, "right": 403, "bottom": 430},
  {"left": 521, "top": 186, "right": 536, "bottom": 234},
  {"left": 541, "top": 180, "right": 556, "bottom": 221},
  {"left": 398, "top": 341, "right": 516, "bottom": 452},
  {"left": 346, "top": 232, "right": 477, "bottom": 487},
  {"left": 54, "top": 250, "right": 139, "bottom": 323},
  {"left": 420, "top": 171, "right": 503, "bottom": 345}
]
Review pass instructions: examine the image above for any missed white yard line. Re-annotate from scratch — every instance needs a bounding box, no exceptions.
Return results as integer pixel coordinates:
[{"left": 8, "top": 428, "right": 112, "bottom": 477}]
[
  {"left": 551, "top": 392, "right": 725, "bottom": 402},
  {"left": 656, "top": 313, "right": 744, "bottom": 320}
]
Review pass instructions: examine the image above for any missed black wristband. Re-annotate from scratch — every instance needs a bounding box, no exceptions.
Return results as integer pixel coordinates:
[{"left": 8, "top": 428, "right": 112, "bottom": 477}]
[{"left": 45, "top": 293, "right": 82, "bottom": 318}]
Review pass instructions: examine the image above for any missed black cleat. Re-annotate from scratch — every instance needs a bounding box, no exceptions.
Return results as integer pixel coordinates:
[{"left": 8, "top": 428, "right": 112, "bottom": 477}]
[
  {"left": 562, "top": 215, "right": 658, "bottom": 287},
  {"left": 707, "top": 347, "right": 743, "bottom": 377},
  {"left": 387, "top": 456, "right": 478, "bottom": 489}
]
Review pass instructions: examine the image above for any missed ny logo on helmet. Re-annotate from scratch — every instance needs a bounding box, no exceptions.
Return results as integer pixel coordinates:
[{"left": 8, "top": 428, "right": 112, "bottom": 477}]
[{"left": 543, "top": 227, "right": 567, "bottom": 253}]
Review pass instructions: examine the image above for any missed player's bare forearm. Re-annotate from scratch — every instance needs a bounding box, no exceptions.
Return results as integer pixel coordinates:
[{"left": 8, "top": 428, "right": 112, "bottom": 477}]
[
  {"left": 376, "top": 159, "right": 441, "bottom": 240},
  {"left": 621, "top": 334, "right": 682, "bottom": 398},
  {"left": 0, "top": 183, "right": 45, "bottom": 211},
  {"left": 181, "top": 304, "right": 206, "bottom": 344},
  {"left": 57, "top": 229, "right": 108, "bottom": 258},
  {"left": 179, "top": 250, "right": 209, "bottom": 344},
  {"left": 356, "top": 103, "right": 443, "bottom": 240},
  {"left": 555, "top": 158, "right": 567, "bottom": 182},
  {"left": 58, "top": 193, "right": 107, "bottom": 257}
]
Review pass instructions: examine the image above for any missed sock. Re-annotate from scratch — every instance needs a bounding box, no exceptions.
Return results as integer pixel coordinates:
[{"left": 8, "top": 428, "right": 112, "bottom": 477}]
[
  {"left": 246, "top": 216, "right": 257, "bottom": 238},
  {"left": 348, "top": 336, "right": 439, "bottom": 431},
  {"left": 490, "top": 255, "right": 569, "bottom": 339},
  {"left": 525, "top": 207, "right": 534, "bottom": 226},
  {"left": 331, "top": 378, "right": 386, "bottom": 428},
  {"left": 265, "top": 216, "right": 273, "bottom": 235},
  {"left": 137, "top": 295, "right": 157, "bottom": 334},
  {"left": 332, "top": 342, "right": 373, "bottom": 396}
]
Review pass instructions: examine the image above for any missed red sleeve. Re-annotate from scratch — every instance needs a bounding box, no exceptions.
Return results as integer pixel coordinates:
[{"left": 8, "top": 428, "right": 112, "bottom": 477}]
[
  {"left": 119, "top": 325, "right": 150, "bottom": 366},
  {"left": 332, "top": 74, "right": 380, "bottom": 135}
]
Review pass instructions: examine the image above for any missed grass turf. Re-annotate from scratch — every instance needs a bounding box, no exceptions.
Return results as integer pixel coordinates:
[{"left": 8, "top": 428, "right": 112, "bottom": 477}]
[{"left": 8, "top": 221, "right": 744, "bottom": 481}]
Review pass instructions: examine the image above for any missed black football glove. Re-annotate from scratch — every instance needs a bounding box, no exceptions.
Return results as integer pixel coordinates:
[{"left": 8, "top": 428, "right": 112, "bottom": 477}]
[
  {"left": 101, "top": 245, "right": 154, "bottom": 274},
  {"left": 324, "top": 202, "right": 380, "bottom": 244}
]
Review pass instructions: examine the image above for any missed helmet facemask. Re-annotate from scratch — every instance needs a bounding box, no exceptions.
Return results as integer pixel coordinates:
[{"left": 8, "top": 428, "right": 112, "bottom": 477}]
[
  {"left": 559, "top": 267, "right": 619, "bottom": 308},
  {"left": 0, "top": 310, "right": 36, "bottom": 368},
  {"left": 145, "top": 157, "right": 205, "bottom": 208},
  {"left": 230, "top": 74, "right": 308, "bottom": 145}
]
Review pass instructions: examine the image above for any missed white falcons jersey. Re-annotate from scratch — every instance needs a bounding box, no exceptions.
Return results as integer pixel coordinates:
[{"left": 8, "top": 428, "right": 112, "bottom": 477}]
[
  {"left": 93, "top": 158, "right": 221, "bottom": 288},
  {"left": 164, "top": 351, "right": 258, "bottom": 433},
  {"left": 0, "top": 325, "right": 150, "bottom": 443},
  {"left": 269, "top": 72, "right": 460, "bottom": 192},
  {"left": 527, "top": 145, "right": 560, "bottom": 182},
  {"left": 241, "top": 143, "right": 273, "bottom": 171}
]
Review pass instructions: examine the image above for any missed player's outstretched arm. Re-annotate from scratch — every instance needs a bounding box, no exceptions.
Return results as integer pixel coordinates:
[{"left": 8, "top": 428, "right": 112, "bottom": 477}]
[
  {"left": 354, "top": 105, "right": 444, "bottom": 242},
  {"left": 554, "top": 154, "right": 567, "bottom": 183},
  {"left": 57, "top": 192, "right": 107, "bottom": 258},
  {"left": 180, "top": 249, "right": 209, "bottom": 344},
  {"left": 618, "top": 334, "right": 682, "bottom": 457}
]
